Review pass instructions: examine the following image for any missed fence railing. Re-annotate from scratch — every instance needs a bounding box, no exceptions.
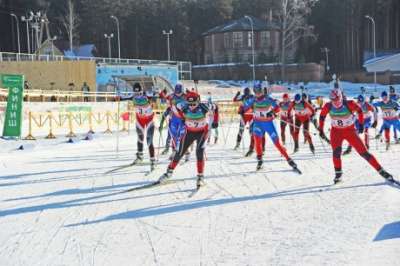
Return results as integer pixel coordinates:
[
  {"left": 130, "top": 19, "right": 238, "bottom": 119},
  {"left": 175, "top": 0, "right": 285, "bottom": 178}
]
[{"left": 4, "top": 102, "right": 239, "bottom": 140}]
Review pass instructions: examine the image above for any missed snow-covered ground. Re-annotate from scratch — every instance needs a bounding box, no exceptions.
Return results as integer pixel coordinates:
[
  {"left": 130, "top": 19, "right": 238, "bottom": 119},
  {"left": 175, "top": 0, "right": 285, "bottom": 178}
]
[{"left": 0, "top": 120, "right": 399, "bottom": 266}]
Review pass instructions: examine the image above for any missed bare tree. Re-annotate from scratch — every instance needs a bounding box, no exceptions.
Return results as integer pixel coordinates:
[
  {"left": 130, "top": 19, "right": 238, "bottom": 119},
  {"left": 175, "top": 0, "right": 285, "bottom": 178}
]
[
  {"left": 60, "top": 0, "right": 80, "bottom": 52},
  {"left": 277, "top": 0, "right": 318, "bottom": 80}
]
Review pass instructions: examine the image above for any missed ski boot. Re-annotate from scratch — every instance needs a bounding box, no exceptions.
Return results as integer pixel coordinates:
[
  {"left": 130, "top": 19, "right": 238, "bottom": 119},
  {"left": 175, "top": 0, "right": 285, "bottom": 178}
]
[
  {"left": 309, "top": 143, "right": 315, "bottom": 154},
  {"left": 207, "top": 137, "right": 211, "bottom": 144},
  {"left": 161, "top": 147, "right": 169, "bottom": 155},
  {"left": 196, "top": 174, "right": 205, "bottom": 189},
  {"left": 214, "top": 136, "right": 218, "bottom": 144},
  {"left": 386, "top": 142, "right": 390, "bottom": 151},
  {"left": 132, "top": 153, "right": 144, "bottom": 165},
  {"left": 375, "top": 133, "right": 381, "bottom": 140},
  {"left": 256, "top": 156, "right": 263, "bottom": 171},
  {"left": 343, "top": 146, "right": 352, "bottom": 155},
  {"left": 150, "top": 158, "right": 156, "bottom": 172},
  {"left": 334, "top": 170, "right": 343, "bottom": 184},
  {"left": 245, "top": 149, "right": 254, "bottom": 157},
  {"left": 158, "top": 168, "right": 173, "bottom": 184},
  {"left": 379, "top": 169, "right": 394, "bottom": 182},
  {"left": 287, "top": 158, "right": 301, "bottom": 174}
]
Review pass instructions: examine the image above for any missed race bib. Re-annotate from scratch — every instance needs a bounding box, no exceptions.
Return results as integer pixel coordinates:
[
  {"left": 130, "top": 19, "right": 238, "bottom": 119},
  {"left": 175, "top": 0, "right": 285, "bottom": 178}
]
[
  {"left": 295, "top": 109, "right": 310, "bottom": 116},
  {"left": 382, "top": 110, "right": 397, "bottom": 118},
  {"left": 280, "top": 110, "right": 288, "bottom": 117},
  {"left": 254, "top": 108, "right": 272, "bottom": 119},
  {"left": 136, "top": 105, "right": 153, "bottom": 116},
  {"left": 186, "top": 118, "right": 208, "bottom": 129},
  {"left": 331, "top": 115, "right": 354, "bottom": 128}
]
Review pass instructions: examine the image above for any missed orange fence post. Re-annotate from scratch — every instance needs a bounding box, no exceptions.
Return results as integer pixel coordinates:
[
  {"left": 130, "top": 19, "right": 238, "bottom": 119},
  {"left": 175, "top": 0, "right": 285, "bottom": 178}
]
[
  {"left": 45, "top": 112, "right": 56, "bottom": 139},
  {"left": 66, "top": 112, "right": 76, "bottom": 138},
  {"left": 24, "top": 112, "right": 36, "bottom": 140}
]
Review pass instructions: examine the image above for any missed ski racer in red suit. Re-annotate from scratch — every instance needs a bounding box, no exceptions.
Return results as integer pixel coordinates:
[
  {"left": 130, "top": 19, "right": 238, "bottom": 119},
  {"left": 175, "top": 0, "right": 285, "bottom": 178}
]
[
  {"left": 288, "top": 93, "right": 316, "bottom": 153},
  {"left": 278, "top": 93, "right": 294, "bottom": 145},
  {"left": 319, "top": 88, "right": 395, "bottom": 184}
]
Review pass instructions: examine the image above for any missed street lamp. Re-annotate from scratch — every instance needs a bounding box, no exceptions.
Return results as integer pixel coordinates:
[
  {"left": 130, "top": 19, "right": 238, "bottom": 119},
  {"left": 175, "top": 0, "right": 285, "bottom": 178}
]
[
  {"left": 110, "top": 15, "right": 121, "bottom": 60},
  {"left": 10, "top": 13, "right": 21, "bottom": 55},
  {"left": 162, "top": 29, "right": 173, "bottom": 61},
  {"left": 365, "top": 15, "right": 377, "bottom": 86},
  {"left": 104, "top": 33, "right": 114, "bottom": 59},
  {"left": 245, "top": 15, "right": 256, "bottom": 85},
  {"left": 320, "top": 47, "right": 330, "bottom": 72},
  {"left": 21, "top": 15, "right": 32, "bottom": 54}
]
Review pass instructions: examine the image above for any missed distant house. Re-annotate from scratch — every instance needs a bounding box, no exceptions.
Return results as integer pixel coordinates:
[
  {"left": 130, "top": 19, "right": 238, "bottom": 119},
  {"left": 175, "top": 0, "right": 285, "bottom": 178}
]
[
  {"left": 202, "top": 16, "right": 294, "bottom": 64},
  {"left": 363, "top": 53, "right": 400, "bottom": 72}
]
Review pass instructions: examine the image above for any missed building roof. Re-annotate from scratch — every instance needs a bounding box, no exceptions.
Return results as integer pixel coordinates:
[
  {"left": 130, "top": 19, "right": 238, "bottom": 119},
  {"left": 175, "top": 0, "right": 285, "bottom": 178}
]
[
  {"left": 363, "top": 53, "right": 400, "bottom": 72},
  {"left": 53, "top": 40, "right": 96, "bottom": 58},
  {"left": 202, "top": 16, "right": 279, "bottom": 36}
]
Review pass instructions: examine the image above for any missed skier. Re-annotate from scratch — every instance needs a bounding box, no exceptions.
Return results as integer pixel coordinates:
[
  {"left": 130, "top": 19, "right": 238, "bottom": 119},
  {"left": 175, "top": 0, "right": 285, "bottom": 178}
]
[
  {"left": 159, "top": 106, "right": 172, "bottom": 155},
  {"left": 158, "top": 91, "right": 209, "bottom": 189},
  {"left": 119, "top": 83, "right": 156, "bottom": 170},
  {"left": 249, "top": 85, "right": 300, "bottom": 172},
  {"left": 288, "top": 93, "right": 316, "bottom": 153},
  {"left": 343, "top": 94, "right": 378, "bottom": 154},
  {"left": 374, "top": 91, "right": 400, "bottom": 149},
  {"left": 233, "top": 87, "right": 256, "bottom": 156},
  {"left": 389, "top": 86, "right": 399, "bottom": 102},
  {"left": 319, "top": 88, "right": 394, "bottom": 184},
  {"left": 206, "top": 93, "right": 219, "bottom": 144},
  {"left": 278, "top": 93, "right": 294, "bottom": 145},
  {"left": 159, "top": 83, "right": 189, "bottom": 160}
]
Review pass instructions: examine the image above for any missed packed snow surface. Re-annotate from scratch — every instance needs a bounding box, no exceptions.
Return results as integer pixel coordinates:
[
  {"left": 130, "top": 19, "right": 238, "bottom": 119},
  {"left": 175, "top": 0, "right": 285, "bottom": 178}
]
[{"left": 0, "top": 122, "right": 399, "bottom": 265}]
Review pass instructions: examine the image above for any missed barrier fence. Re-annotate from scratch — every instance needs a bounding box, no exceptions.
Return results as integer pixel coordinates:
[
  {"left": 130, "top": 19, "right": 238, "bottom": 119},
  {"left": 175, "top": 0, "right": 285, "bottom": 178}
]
[{"left": 0, "top": 101, "right": 240, "bottom": 140}]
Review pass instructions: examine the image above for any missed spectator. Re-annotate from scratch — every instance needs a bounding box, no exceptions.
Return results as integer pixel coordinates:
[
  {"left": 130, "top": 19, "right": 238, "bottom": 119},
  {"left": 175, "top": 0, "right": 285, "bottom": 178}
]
[{"left": 81, "top": 82, "right": 90, "bottom": 102}]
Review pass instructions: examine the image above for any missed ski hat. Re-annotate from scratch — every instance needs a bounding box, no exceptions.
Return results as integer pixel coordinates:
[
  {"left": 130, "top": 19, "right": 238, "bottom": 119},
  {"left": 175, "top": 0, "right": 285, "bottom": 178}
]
[
  {"left": 302, "top": 93, "right": 308, "bottom": 100},
  {"left": 253, "top": 83, "right": 263, "bottom": 94},
  {"left": 133, "top": 82, "right": 142, "bottom": 93},
  {"left": 381, "top": 91, "right": 388, "bottom": 98},
  {"left": 282, "top": 93, "right": 289, "bottom": 100},
  {"left": 357, "top": 94, "right": 365, "bottom": 103},
  {"left": 174, "top": 83, "right": 183, "bottom": 94},
  {"left": 186, "top": 91, "right": 200, "bottom": 104},
  {"left": 389, "top": 86, "right": 395, "bottom": 93},
  {"left": 244, "top": 87, "right": 250, "bottom": 95},
  {"left": 294, "top": 93, "right": 302, "bottom": 103}
]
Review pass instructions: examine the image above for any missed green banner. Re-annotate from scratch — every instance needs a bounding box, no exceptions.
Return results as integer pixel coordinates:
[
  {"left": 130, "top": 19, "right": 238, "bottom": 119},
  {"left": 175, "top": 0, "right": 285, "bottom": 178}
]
[{"left": 1, "top": 74, "right": 24, "bottom": 138}]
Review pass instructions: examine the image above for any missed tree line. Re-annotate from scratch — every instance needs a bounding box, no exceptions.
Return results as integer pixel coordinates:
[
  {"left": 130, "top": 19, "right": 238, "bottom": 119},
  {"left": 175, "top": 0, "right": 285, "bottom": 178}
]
[{"left": 0, "top": 0, "right": 399, "bottom": 72}]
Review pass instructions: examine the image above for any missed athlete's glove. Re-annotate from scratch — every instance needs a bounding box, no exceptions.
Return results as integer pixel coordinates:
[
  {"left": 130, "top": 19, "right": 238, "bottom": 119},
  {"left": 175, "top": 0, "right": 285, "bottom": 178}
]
[
  {"left": 358, "top": 124, "right": 364, "bottom": 134},
  {"left": 371, "top": 121, "right": 377, "bottom": 128},
  {"left": 235, "top": 91, "right": 241, "bottom": 98},
  {"left": 319, "top": 128, "right": 327, "bottom": 139}
]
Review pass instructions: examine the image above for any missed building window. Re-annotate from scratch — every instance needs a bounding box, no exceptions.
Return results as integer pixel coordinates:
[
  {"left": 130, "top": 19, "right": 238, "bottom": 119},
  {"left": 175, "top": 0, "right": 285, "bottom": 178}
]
[
  {"left": 224, "top": 33, "right": 231, "bottom": 49},
  {"left": 233, "top": 32, "right": 243, "bottom": 48},
  {"left": 247, "top": 32, "right": 253, "bottom": 48},
  {"left": 261, "top": 31, "right": 271, "bottom": 47}
]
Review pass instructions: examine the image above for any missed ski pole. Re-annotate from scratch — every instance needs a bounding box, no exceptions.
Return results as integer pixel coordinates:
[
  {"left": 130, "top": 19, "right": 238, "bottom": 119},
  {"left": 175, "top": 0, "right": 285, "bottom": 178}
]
[{"left": 116, "top": 97, "right": 121, "bottom": 158}]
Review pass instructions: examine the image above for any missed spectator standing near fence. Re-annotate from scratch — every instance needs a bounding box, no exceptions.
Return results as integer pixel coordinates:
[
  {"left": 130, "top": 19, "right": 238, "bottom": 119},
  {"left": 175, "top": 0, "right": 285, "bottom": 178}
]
[{"left": 81, "top": 82, "right": 90, "bottom": 102}]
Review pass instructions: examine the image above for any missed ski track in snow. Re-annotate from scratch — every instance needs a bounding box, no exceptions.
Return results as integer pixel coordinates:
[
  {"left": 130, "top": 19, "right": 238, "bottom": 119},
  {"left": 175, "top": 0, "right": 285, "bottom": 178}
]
[{"left": 0, "top": 122, "right": 399, "bottom": 265}]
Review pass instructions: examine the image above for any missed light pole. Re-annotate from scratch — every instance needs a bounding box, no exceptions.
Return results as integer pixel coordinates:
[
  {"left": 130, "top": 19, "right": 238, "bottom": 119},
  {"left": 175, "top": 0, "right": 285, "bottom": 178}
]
[
  {"left": 110, "top": 15, "right": 121, "bottom": 60},
  {"left": 50, "top": 36, "right": 57, "bottom": 58},
  {"left": 162, "top": 29, "right": 173, "bottom": 61},
  {"left": 245, "top": 15, "right": 256, "bottom": 85},
  {"left": 320, "top": 47, "right": 330, "bottom": 72},
  {"left": 365, "top": 15, "right": 376, "bottom": 85},
  {"left": 104, "top": 33, "right": 114, "bottom": 59},
  {"left": 10, "top": 13, "right": 21, "bottom": 55},
  {"left": 21, "top": 15, "right": 32, "bottom": 54}
]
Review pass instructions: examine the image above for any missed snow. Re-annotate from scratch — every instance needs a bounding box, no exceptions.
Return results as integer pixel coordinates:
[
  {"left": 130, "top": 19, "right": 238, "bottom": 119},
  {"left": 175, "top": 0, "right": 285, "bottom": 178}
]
[{"left": 0, "top": 118, "right": 399, "bottom": 265}]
